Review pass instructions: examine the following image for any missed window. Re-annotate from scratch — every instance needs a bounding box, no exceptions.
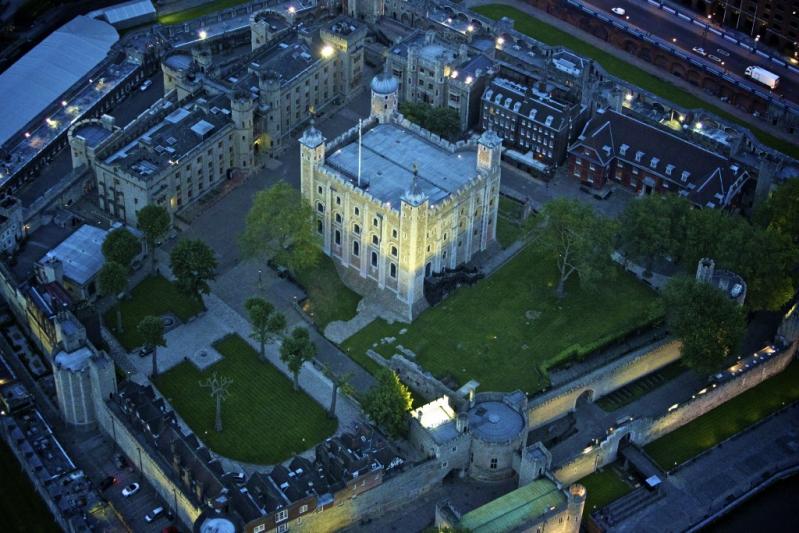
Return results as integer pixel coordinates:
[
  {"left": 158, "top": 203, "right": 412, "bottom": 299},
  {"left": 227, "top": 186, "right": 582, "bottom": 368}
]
[
  {"left": 391, "top": 245, "right": 398, "bottom": 257},
  {"left": 317, "top": 220, "right": 323, "bottom": 234},
  {"left": 353, "top": 241, "right": 360, "bottom": 256},
  {"left": 253, "top": 525, "right": 266, "bottom": 533},
  {"left": 372, "top": 235, "right": 379, "bottom": 245},
  {"left": 317, "top": 185, "right": 323, "bottom": 194},
  {"left": 373, "top": 217, "right": 379, "bottom": 226},
  {"left": 353, "top": 224, "right": 361, "bottom": 235},
  {"left": 317, "top": 202, "right": 324, "bottom": 213},
  {"left": 276, "top": 509, "right": 288, "bottom": 522},
  {"left": 390, "top": 263, "right": 397, "bottom": 278},
  {"left": 354, "top": 206, "right": 360, "bottom": 216},
  {"left": 392, "top": 229, "right": 398, "bottom": 239},
  {"left": 335, "top": 213, "right": 342, "bottom": 223},
  {"left": 490, "top": 458, "right": 498, "bottom": 470},
  {"left": 336, "top": 196, "right": 341, "bottom": 205},
  {"left": 299, "top": 505, "right": 308, "bottom": 514},
  {"left": 371, "top": 251, "right": 377, "bottom": 267},
  {"left": 335, "top": 230, "right": 341, "bottom": 245},
  {"left": 277, "top": 524, "right": 289, "bottom": 533}
]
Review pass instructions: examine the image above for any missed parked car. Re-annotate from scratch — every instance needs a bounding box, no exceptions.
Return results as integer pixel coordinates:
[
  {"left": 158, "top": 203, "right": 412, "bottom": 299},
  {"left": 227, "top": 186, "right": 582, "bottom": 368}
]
[
  {"left": 145, "top": 506, "right": 165, "bottom": 523},
  {"left": 611, "top": 7, "right": 625, "bottom": 16},
  {"left": 122, "top": 483, "right": 140, "bottom": 497},
  {"left": 708, "top": 54, "right": 724, "bottom": 64},
  {"left": 98, "top": 476, "right": 116, "bottom": 491},
  {"left": 140, "top": 80, "right": 153, "bottom": 91},
  {"left": 692, "top": 46, "right": 708, "bottom": 56},
  {"left": 716, "top": 48, "right": 731, "bottom": 57}
]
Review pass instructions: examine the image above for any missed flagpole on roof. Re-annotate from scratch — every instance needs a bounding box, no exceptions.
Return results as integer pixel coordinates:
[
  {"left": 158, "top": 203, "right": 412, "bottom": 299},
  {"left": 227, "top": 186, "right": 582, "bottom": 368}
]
[{"left": 357, "top": 118, "right": 362, "bottom": 188}]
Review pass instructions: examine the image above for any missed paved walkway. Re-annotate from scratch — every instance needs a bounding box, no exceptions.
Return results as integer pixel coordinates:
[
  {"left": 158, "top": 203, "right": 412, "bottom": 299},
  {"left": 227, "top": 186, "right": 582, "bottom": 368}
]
[{"left": 465, "top": 0, "right": 795, "bottom": 143}]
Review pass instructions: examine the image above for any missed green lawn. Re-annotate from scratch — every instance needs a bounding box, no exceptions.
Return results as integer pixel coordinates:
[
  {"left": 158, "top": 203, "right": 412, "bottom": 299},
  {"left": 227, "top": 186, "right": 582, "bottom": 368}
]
[
  {"left": 597, "top": 362, "right": 685, "bottom": 412},
  {"left": 105, "top": 275, "right": 204, "bottom": 351},
  {"left": 158, "top": 0, "right": 251, "bottom": 25},
  {"left": 474, "top": 5, "right": 799, "bottom": 160},
  {"left": 343, "top": 245, "right": 660, "bottom": 393},
  {"left": 496, "top": 196, "right": 527, "bottom": 249},
  {"left": 579, "top": 466, "right": 632, "bottom": 514},
  {"left": 0, "top": 438, "right": 59, "bottom": 533},
  {"left": 154, "top": 334, "right": 336, "bottom": 464},
  {"left": 645, "top": 361, "right": 799, "bottom": 469},
  {"left": 293, "top": 254, "right": 361, "bottom": 329}
]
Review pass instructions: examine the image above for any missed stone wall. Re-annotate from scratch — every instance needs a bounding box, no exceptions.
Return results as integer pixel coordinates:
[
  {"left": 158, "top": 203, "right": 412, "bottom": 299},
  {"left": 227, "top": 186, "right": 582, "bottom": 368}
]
[
  {"left": 388, "top": 354, "right": 464, "bottom": 407},
  {"left": 527, "top": 339, "right": 682, "bottom": 429}
]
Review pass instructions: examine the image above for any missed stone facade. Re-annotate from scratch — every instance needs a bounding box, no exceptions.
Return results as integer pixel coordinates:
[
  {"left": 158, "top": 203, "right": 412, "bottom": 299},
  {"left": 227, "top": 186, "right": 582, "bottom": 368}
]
[{"left": 299, "top": 74, "right": 501, "bottom": 320}]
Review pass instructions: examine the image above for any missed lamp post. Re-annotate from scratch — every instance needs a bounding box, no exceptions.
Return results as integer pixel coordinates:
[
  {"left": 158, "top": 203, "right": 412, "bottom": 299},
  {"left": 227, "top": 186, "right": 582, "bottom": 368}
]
[{"left": 702, "top": 15, "right": 711, "bottom": 48}]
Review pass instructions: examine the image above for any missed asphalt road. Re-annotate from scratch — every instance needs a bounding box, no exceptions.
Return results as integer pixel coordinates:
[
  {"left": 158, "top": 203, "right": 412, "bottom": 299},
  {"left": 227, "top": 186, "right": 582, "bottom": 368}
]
[{"left": 581, "top": 0, "right": 798, "bottom": 104}]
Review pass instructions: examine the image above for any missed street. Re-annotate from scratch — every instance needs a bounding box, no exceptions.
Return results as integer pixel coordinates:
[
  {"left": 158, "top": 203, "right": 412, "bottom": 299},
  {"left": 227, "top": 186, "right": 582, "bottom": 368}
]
[{"left": 581, "top": 0, "right": 799, "bottom": 103}]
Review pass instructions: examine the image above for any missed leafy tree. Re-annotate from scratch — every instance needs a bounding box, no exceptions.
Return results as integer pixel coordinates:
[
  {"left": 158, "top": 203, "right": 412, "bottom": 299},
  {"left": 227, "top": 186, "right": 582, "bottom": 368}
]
[
  {"left": 137, "top": 204, "right": 171, "bottom": 272},
  {"left": 663, "top": 277, "right": 745, "bottom": 375},
  {"left": 536, "top": 198, "right": 617, "bottom": 298},
  {"left": 138, "top": 315, "right": 166, "bottom": 377},
  {"left": 279, "top": 327, "right": 316, "bottom": 391},
  {"left": 169, "top": 239, "right": 217, "bottom": 307},
  {"left": 677, "top": 208, "right": 733, "bottom": 271},
  {"left": 618, "top": 195, "right": 690, "bottom": 269},
  {"left": 98, "top": 261, "right": 128, "bottom": 332},
  {"left": 245, "top": 297, "right": 286, "bottom": 360},
  {"left": 399, "top": 102, "right": 461, "bottom": 140},
  {"left": 362, "top": 368, "right": 413, "bottom": 438},
  {"left": 102, "top": 227, "right": 139, "bottom": 269},
  {"left": 755, "top": 179, "right": 799, "bottom": 242},
  {"left": 240, "top": 182, "right": 320, "bottom": 272}
]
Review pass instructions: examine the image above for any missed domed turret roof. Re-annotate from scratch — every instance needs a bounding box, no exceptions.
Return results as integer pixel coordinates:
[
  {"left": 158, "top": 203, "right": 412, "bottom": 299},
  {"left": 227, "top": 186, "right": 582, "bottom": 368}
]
[{"left": 371, "top": 72, "right": 399, "bottom": 95}]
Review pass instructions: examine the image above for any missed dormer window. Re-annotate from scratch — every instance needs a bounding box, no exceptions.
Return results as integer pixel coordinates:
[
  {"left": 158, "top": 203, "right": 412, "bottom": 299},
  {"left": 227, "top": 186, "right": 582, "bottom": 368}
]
[
  {"left": 634, "top": 150, "right": 644, "bottom": 162},
  {"left": 681, "top": 171, "right": 690, "bottom": 182},
  {"left": 619, "top": 144, "right": 629, "bottom": 156},
  {"left": 665, "top": 164, "right": 675, "bottom": 176},
  {"left": 650, "top": 157, "right": 659, "bottom": 169}
]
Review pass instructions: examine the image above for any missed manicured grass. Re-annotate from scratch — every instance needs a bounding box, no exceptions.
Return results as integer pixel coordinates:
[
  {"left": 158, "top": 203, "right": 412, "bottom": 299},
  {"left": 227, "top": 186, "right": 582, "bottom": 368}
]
[
  {"left": 496, "top": 196, "right": 527, "bottom": 249},
  {"left": 597, "top": 362, "right": 685, "bottom": 412},
  {"left": 293, "top": 254, "right": 361, "bottom": 329},
  {"left": 154, "top": 334, "right": 336, "bottom": 464},
  {"left": 474, "top": 5, "right": 799, "bottom": 160},
  {"left": 105, "top": 275, "right": 204, "bottom": 351},
  {"left": 579, "top": 466, "right": 632, "bottom": 514},
  {"left": 157, "top": 0, "right": 250, "bottom": 25},
  {"left": 343, "top": 245, "right": 660, "bottom": 393},
  {"left": 645, "top": 361, "right": 799, "bottom": 469},
  {"left": 0, "top": 438, "right": 59, "bottom": 533}
]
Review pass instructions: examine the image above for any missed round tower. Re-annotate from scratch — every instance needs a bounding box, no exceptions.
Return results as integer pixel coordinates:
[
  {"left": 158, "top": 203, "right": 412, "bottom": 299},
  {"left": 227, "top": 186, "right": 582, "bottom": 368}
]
[
  {"left": 370, "top": 70, "right": 399, "bottom": 123},
  {"left": 230, "top": 92, "right": 256, "bottom": 169},
  {"left": 566, "top": 484, "right": 587, "bottom": 526}
]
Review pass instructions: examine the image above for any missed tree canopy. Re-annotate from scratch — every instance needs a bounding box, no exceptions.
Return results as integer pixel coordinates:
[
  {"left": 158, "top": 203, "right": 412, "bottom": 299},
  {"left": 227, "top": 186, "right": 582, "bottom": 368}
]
[
  {"left": 137, "top": 204, "right": 170, "bottom": 270},
  {"left": 536, "top": 198, "right": 617, "bottom": 298},
  {"left": 663, "top": 277, "right": 746, "bottom": 375},
  {"left": 755, "top": 179, "right": 799, "bottom": 243},
  {"left": 279, "top": 326, "right": 316, "bottom": 390},
  {"left": 138, "top": 315, "right": 166, "bottom": 377},
  {"left": 240, "top": 182, "right": 320, "bottom": 272},
  {"left": 362, "top": 369, "right": 413, "bottom": 438},
  {"left": 102, "top": 228, "right": 139, "bottom": 268},
  {"left": 618, "top": 195, "right": 689, "bottom": 268},
  {"left": 98, "top": 261, "right": 128, "bottom": 332},
  {"left": 169, "top": 239, "right": 218, "bottom": 304},
  {"left": 245, "top": 297, "right": 286, "bottom": 360}
]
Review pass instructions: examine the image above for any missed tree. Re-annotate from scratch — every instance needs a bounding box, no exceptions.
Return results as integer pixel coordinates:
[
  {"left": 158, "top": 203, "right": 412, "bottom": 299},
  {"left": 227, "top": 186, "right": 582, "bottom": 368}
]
[
  {"left": 536, "top": 198, "right": 617, "bottom": 298},
  {"left": 240, "top": 182, "right": 320, "bottom": 272},
  {"left": 663, "top": 277, "right": 746, "bottom": 375},
  {"left": 618, "top": 195, "right": 690, "bottom": 269},
  {"left": 102, "top": 227, "right": 140, "bottom": 269},
  {"left": 137, "top": 315, "right": 166, "bottom": 378},
  {"left": 678, "top": 208, "right": 737, "bottom": 272},
  {"left": 245, "top": 297, "right": 286, "bottom": 360},
  {"left": 199, "top": 373, "right": 233, "bottom": 433},
  {"left": 98, "top": 261, "right": 128, "bottom": 333},
  {"left": 755, "top": 179, "right": 799, "bottom": 243},
  {"left": 279, "top": 327, "right": 316, "bottom": 391},
  {"left": 137, "top": 204, "right": 171, "bottom": 272},
  {"left": 362, "top": 368, "right": 413, "bottom": 438},
  {"left": 169, "top": 239, "right": 217, "bottom": 307}
]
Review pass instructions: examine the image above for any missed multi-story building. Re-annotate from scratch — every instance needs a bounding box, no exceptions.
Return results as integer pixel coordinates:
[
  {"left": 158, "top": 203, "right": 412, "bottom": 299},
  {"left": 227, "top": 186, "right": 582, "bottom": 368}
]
[
  {"left": 481, "top": 77, "right": 588, "bottom": 172},
  {"left": 385, "top": 30, "right": 495, "bottom": 130},
  {"left": 568, "top": 109, "right": 750, "bottom": 208},
  {"left": 70, "top": 91, "right": 251, "bottom": 225},
  {"left": 0, "top": 195, "right": 24, "bottom": 254},
  {"left": 299, "top": 72, "right": 502, "bottom": 320},
  {"left": 711, "top": 0, "right": 799, "bottom": 53}
]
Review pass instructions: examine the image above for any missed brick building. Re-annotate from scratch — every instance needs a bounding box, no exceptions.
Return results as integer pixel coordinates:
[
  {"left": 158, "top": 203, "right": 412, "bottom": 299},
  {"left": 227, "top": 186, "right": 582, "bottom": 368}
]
[{"left": 568, "top": 109, "right": 750, "bottom": 208}]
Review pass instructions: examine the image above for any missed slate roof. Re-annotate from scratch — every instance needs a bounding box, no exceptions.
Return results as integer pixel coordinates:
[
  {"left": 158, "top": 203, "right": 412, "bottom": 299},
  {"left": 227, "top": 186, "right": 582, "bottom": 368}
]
[{"left": 483, "top": 77, "right": 574, "bottom": 131}]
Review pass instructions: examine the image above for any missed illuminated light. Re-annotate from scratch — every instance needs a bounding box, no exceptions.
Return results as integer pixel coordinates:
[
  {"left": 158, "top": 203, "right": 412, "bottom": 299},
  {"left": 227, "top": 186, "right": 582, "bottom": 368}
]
[
  {"left": 447, "top": 18, "right": 452, "bottom": 23},
  {"left": 672, "top": 37, "right": 677, "bottom": 43},
  {"left": 465, "top": 75, "right": 473, "bottom": 84},
  {"left": 582, "top": 446, "right": 593, "bottom": 454},
  {"left": 24, "top": 132, "right": 31, "bottom": 138},
  {"left": 668, "top": 403, "right": 679, "bottom": 412},
  {"left": 288, "top": 6, "right": 296, "bottom": 14},
  {"left": 625, "top": 93, "right": 633, "bottom": 101},
  {"left": 695, "top": 122, "right": 703, "bottom": 130},
  {"left": 199, "top": 29, "right": 208, "bottom": 40},
  {"left": 678, "top": 114, "right": 685, "bottom": 122},
  {"left": 466, "top": 24, "right": 474, "bottom": 33},
  {"left": 450, "top": 70, "right": 458, "bottom": 79},
  {"left": 61, "top": 100, "right": 67, "bottom": 107},
  {"left": 496, "top": 36, "right": 505, "bottom": 46},
  {"left": 321, "top": 44, "right": 335, "bottom": 58},
  {"left": 697, "top": 388, "right": 708, "bottom": 395}
]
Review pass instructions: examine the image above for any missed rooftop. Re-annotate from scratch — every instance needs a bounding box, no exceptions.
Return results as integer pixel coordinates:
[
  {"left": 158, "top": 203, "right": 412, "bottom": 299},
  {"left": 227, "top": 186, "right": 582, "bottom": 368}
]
[
  {"left": 325, "top": 123, "right": 477, "bottom": 208},
  {"left": 104, "top": 94, "right": 232, "bottom": 179},
  {"left": 484, "top": 77, "right": 575, "bottom": 130},
  {"left": 72, "top": 123, "right": 113, "bottom": 148},
  {"left": 467, "top": 400, "right": 525, "bottom": 443},
  {"left": 38, "top": 224, "right": 108, "bottom": 286},
  {"left": 458, "top": 478, "right": 566, "bottom": 533},
  {"left": 411, "top": 397, "right": 461, "bottom": 445},
  {"left": 247, "top": 33, "right": 321, "bottom": 87},
  {"left": 54, "top": 346, "right": 95, "bottom": 372}
]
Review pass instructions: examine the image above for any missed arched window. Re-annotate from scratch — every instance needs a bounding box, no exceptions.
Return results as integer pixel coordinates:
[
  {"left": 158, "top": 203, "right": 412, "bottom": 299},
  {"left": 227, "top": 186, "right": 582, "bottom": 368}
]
[
  {"left": 390, "top": 263, "right": 397, "bottom": 278},
  {"left": 371, "top": 251, "right": 377, "bottom": 267},
  {"left": 353, "top": 240, "right": 360, "bottom": 256},
  {"left": 334, "top": 229, "right": 341, "bottom": 245},
  {"left": 317, "top": 219, "right": 323, "bottom": 234}
]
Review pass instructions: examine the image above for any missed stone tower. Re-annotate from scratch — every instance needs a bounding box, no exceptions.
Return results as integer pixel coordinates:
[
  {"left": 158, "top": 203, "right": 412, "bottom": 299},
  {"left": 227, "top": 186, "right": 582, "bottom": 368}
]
[
  {"left": 477, "top": 130, "right": 502, "bottom": 244},
  {"left": 370, "top": 69, "right": 399, "bottom": 123},
  {"left": 230, "top": 92, "right": 256, "bottom": 170},
  {"left": 399, "top": 165, "right": 429, "bottom": 321},
  {"left": 566, "top": 484, "right": 587, "bottom": 528},
  {"left": 299, "top": 121, "right": 326, "bottom": 199}
]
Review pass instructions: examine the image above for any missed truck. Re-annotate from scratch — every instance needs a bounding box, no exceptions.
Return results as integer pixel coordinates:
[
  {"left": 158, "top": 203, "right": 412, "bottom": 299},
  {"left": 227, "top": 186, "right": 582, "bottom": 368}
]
[{"left": 745, "top": 66, "right": 780, "bottom": 89}]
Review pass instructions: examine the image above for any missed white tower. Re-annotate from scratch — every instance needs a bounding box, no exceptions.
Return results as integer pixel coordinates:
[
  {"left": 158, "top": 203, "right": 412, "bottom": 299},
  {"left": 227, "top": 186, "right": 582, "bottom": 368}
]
[{"left": 370, "top": 70, "right": 399, "bottom": 124}]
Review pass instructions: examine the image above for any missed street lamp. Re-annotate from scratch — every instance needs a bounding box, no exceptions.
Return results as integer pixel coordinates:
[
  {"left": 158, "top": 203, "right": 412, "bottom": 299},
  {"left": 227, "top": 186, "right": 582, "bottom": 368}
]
[{"left": 754, "top": 34, "right": 760, "bottom": 51}]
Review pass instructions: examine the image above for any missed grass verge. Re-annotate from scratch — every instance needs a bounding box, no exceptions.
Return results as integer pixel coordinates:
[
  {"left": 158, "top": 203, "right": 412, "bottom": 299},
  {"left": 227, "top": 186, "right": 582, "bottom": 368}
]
[
  {"left": 474, "top": 5, "right": 799, "bottom": 159},
  {"left": 154, "top": 333, "right": 336, "bottom": 464},
  {"left": 496, "top": 196, "right": 526, "bottom": 249},
  {"left": 158, "top": 0, "right": 250, "bottom": 25},
  {"left": 105, "top": 275, "right": 204, "bottom": 351},
  {"left": 645, "top": 361, "right": 799, "bottom": 469},
  {"left": 343, "top": 245, "right": 660, "bottom": 393},
  {"left": 579, "top": 466, "right": 632, "bottom": 514},
  {"left": 597, "top": 362, "right": 685, "bottom": 412},
  {"left": 293, "top": 254, "right": 361, "bottom": 329}
]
